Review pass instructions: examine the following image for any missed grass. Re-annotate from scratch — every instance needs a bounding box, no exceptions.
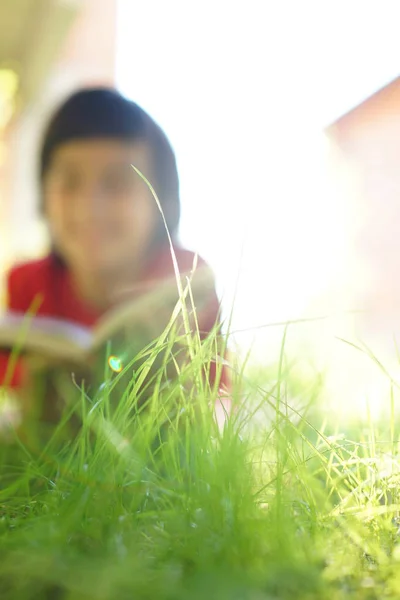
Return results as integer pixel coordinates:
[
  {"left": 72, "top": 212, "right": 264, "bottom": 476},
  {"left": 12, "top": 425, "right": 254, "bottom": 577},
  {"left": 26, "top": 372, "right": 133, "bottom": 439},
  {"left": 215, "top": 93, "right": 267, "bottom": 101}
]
[
  {"left": 2, "top": 175, "right": 400, "bottom": 598},
  {"left": 2, "top": 326, "right": 400, "bottom": 599}
]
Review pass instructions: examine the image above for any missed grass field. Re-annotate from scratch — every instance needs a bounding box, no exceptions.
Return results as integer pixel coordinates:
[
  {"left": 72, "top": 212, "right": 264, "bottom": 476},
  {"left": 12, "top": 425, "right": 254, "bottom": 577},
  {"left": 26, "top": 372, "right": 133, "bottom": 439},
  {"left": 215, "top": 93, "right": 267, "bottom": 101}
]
[
  {"left": 2, "top": 177, "right": 400, "bottom": 598},
  {"left": 1, "top": 323, "right": 400, "bottom": 600}
]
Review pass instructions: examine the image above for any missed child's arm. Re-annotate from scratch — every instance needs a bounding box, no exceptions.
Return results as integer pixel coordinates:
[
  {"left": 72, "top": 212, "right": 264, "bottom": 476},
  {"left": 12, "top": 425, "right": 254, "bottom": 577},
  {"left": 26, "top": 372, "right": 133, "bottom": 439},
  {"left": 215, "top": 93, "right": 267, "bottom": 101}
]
[
  {"left": 197, "top": 290, "right": 231, "bottom": 391},
  {"left": 0, "top": 267, "right": 33, "bottom": 435},
  {"left": 0, "top": 266, "right": 31, "bottom": 389}
]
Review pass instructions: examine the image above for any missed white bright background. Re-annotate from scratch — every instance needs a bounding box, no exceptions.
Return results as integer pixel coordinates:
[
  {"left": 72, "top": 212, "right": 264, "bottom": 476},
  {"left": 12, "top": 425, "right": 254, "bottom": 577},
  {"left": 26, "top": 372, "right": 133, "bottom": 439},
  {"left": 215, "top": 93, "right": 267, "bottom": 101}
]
[{"left": 116, "top": 0, "right": 400, "bottom": 385}]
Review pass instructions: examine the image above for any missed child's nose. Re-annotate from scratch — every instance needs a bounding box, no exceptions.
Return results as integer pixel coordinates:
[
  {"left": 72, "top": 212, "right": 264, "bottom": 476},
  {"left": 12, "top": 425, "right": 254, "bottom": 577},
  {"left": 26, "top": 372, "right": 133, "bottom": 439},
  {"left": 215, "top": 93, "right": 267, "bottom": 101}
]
[{"left": 72, "top": 183, "right": 108, "bottom": 219}]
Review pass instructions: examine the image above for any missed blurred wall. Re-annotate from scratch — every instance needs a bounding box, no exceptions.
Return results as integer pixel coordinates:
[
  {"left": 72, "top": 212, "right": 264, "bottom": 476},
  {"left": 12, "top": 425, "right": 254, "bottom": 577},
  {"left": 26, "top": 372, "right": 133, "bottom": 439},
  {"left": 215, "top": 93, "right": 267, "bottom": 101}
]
[
  {"left": 323, "top": 76, "right": 400, "bottom": 413},
  {"left": 1, "top": 0, "right": 117, "bottom": 305},
  {"left": 327, "top": 77, "right": 400, "bottom": 316}
]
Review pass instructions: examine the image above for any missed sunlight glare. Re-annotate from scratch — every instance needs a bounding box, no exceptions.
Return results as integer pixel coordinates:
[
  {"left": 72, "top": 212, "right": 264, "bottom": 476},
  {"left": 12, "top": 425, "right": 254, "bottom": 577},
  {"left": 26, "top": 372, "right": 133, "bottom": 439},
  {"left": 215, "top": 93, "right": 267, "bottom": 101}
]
[{"left": 116, "top": 0, "right": 400, "bottom": 418}]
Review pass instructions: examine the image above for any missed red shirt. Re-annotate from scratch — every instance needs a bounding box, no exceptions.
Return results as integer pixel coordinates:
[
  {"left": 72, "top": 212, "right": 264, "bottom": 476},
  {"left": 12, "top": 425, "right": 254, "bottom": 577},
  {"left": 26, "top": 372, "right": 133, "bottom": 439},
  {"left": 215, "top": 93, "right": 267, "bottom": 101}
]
[{"left": 0, "top": 245, "right": 228, "bottom": 389}]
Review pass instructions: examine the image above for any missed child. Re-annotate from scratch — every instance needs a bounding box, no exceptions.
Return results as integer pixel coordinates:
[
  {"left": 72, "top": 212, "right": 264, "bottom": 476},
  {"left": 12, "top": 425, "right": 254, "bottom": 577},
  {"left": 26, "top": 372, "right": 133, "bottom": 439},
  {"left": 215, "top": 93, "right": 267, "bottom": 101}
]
[{"left": 0, "top": 87, "right": 229, "bottom": 424}]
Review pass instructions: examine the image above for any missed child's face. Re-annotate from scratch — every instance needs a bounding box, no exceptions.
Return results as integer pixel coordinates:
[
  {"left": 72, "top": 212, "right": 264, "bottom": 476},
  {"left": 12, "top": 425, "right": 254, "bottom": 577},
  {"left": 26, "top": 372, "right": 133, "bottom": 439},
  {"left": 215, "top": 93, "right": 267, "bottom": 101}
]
[{"left": 44, "top": 139, "right": 158, "bottom": 275}]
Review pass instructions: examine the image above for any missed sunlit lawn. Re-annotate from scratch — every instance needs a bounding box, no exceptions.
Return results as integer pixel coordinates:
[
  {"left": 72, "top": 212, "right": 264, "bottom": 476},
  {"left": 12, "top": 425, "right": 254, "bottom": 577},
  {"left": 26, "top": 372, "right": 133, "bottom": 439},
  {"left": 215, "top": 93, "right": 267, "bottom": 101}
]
[{"left": 1, "top": 321, "right": 400, "bottom": 600}]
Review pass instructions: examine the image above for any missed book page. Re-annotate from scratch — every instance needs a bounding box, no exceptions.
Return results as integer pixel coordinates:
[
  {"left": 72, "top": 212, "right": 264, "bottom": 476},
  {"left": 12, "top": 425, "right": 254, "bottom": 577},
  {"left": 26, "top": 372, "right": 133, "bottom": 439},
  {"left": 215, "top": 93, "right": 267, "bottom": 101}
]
[
  {"left": 0, "top": 312, "right": 94, "bottom": 363},
  {"left": 92, "top": 266, "right": 216, "bottom": 351}
]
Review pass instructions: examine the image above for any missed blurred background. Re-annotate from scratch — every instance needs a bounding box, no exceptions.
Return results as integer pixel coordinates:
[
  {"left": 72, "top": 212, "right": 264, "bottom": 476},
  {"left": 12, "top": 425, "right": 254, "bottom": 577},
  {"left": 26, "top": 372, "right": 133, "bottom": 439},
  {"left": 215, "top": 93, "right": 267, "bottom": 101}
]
[{"left": 1, "top": 0, "right": 400, "bottom": 415}]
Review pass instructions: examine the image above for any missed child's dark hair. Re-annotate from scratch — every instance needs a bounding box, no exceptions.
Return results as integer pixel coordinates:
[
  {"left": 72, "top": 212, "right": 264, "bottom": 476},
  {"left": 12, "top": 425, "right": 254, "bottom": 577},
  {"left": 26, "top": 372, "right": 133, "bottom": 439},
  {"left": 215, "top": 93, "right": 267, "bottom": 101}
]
[{"left": 39, "top": 87, "right": 180, "bottom": 244}]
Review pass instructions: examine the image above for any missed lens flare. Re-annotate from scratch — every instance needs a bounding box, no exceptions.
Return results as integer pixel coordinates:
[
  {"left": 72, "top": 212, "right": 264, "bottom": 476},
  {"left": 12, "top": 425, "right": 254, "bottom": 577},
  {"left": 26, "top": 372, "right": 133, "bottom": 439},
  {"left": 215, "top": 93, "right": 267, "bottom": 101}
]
[{"left": 108, "top": 355, "right": 123, "bottom": 373}]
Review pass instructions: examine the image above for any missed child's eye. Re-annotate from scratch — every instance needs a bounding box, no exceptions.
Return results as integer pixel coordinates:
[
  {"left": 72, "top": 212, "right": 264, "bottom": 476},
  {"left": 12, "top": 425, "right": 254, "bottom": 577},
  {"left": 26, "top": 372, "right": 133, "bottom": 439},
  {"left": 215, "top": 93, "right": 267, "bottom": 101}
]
[
  {"left": 47, "top": 171, "right": 81, "bottom": 194},
  {"left": 61, "top": 176, "right": 81, "bottom": 193},
  {"left": 102, "top": 170, "right": 136, "bottom": 195}
]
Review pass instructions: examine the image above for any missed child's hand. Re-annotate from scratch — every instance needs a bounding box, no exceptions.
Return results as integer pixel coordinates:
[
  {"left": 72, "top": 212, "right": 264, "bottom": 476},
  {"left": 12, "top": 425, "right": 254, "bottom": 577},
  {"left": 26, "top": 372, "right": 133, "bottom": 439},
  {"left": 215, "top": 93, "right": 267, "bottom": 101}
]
[
  {"left": 0, "top": 352, "right": 27, "bottom": 388},
  {"left": 0, "top": 389, "right": 22, "bottom": 441}
]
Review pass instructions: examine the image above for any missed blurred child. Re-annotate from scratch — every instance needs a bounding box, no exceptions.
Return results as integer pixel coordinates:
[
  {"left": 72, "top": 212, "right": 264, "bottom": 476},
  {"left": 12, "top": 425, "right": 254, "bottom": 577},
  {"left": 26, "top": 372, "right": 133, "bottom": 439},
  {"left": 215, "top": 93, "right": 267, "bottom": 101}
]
[{"left": 0, "top": 87, "right": 229, "bottom": 425}]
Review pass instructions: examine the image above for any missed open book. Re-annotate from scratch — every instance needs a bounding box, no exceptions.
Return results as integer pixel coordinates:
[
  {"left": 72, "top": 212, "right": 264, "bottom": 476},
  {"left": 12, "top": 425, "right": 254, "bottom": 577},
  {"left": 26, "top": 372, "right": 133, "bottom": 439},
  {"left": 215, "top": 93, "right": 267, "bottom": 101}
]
[{"left": 0, "top": 266, "right": 215, "bottom": 366}]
